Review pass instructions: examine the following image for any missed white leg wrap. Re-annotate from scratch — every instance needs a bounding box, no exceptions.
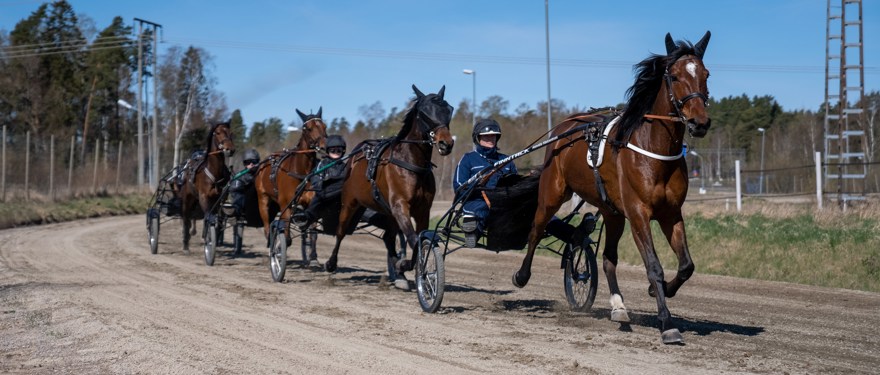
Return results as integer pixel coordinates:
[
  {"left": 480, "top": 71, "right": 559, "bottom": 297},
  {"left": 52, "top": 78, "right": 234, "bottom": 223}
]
[{"left": 610, "top": 294, "right": 626, "bottom": 310}]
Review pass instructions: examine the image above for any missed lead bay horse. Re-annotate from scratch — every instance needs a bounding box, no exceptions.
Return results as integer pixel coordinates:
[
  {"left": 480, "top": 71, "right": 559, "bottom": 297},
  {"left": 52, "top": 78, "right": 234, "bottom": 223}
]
[
  {"left": 254, "top": 108, "right": 327, "bottom": 246},
  {"left": 324, "top": 85, "right": 454, "bottom": 287},
  {"left": 179, "top": 122, "right": 236, "bottom": 253},
  {"left": 514, "top": 32, "right": 712, "bottom": 344}
]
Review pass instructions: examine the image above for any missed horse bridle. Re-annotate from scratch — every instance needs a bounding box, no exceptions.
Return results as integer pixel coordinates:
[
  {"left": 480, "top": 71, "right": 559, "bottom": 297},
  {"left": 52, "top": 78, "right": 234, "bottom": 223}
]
[
  {"left": 300, "top": 118, "right": 326, "bottom": 153},
  {"left": 661, "top": 56, "right": 709, "bottom": 124},
  {"left": 404, "top": 100, "right": 453, "bottom": 147},
  {"left": 209, "top": 125, "right": 233, "bottom": 155}
]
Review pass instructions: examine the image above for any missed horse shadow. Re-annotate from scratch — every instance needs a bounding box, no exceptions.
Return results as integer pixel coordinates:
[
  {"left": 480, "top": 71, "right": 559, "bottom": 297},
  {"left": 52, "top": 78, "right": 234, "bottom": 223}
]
[{"left": 587, "top": 307, "right": 765, "bottom": 337}]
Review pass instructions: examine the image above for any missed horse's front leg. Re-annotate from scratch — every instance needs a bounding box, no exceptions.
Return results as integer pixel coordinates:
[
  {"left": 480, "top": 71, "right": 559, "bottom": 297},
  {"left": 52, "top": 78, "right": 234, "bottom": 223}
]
[
  {"left": 601, "top": 214, "right": 629, "bottom": 323},
  {"left": 656, "top": 211, "right": 693, "bottom": 298},
  {"left": 628, "top": 212, "right": 682, "bottom": 344},
  {"left": 513, "top": 180, "right": 566, "bottom": 288}
]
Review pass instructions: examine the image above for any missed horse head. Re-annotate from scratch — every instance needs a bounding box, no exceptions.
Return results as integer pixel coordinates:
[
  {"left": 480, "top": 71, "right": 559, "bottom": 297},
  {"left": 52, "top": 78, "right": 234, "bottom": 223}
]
[
  {"left": 663, "top": 31, "right": 712, "bottom": 138},
  {"left": 411, "top": 84, "right": 455, "bottom": 155},
  {"left": 210, "top": 122, "right": 236, "bottom": 157},
  {"left": 296, "top": 107, "right": 328, "bottom": 152}
]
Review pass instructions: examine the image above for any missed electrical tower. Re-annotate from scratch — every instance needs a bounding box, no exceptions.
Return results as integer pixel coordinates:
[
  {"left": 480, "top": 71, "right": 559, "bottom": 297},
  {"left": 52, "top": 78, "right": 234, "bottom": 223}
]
[{"left": 824, "top": 0, "right": 866, "bottom": 208}]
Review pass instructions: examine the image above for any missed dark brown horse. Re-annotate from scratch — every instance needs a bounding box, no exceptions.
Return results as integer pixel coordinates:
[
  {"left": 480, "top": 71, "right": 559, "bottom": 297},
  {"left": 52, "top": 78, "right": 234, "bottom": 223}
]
[
  {"left": 254, "top": 108, "right": 327, "bottom": 244},
  {"left": 514, "top": 32, "right": 712, "bottom": 344},
  {"left": 179, "top": 122, "right": 236, "bottom": 253},
  {"left": 324, "top": 85, "right": 454, "bottom": 287}
]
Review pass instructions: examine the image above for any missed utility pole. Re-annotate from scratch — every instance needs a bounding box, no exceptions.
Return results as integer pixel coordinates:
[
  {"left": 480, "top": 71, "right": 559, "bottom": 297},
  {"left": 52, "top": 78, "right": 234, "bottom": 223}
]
[
  {"left": 135, "top": 21, "right": 144, "bottom": 186},
  {"left": 544, "top": 0, "right": 552, "bottom": 133},
  {"left": 135, "top": 17, "right": 162, "bottom": 190}
]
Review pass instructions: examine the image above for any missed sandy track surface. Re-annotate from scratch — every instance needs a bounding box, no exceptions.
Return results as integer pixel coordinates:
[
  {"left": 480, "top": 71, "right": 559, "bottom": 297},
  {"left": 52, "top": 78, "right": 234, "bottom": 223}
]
[{"left": 1, "top": 215, "right": 879, "bottom": 374}]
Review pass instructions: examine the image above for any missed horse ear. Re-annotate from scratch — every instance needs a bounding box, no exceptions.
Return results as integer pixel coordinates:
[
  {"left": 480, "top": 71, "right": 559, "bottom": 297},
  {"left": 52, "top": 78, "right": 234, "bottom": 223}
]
[
  {"left": 437, "top": 85, "right": 446, "bottom": 100},
  {"left": 694, "top": 31, "right": 711, "bottom": 58},
  {"left": 296, "top": 109, "right": 308, "bottom": 122},
  {"left": 665, "top": 33, "right": 676, "bottom": 55},
  {"left": 317, "top": 106, "right": 322, "bottom": 119},
  {"left": 412, "top": 84, "right": 425, "bottom": 98}
]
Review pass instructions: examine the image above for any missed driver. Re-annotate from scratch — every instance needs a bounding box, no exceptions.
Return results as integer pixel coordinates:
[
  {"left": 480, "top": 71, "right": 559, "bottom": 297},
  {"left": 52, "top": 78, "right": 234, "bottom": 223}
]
[
  {"left": 229, "top": 148, "right": 261, "bottom": 217},
  {"left": 453, "top": 118, "right": 517, "bottom": 247},
  {"left": 293, "top": 134, "right": 347, "bottom": 228}
]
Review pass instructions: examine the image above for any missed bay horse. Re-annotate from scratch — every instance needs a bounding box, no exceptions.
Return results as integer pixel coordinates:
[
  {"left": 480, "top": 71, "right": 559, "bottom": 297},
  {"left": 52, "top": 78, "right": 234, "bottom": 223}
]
[
  {"left": 179, "top": 122, "right": 236, "bottom": 253},
  {"left": 324, "top": 85, "right": 454, "bottom": 289},
  {"left": 514, "top": 32, "right": 712, "bottom": 344},
  {"left": 254, "top": 108, "right": 327, "bottom": 245}
]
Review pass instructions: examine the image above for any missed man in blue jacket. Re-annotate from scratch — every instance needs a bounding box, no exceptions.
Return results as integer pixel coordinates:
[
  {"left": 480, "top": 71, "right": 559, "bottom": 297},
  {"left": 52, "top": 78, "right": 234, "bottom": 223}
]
[{"left": 453, "top": 118, "right": 517, "bottom": 247}]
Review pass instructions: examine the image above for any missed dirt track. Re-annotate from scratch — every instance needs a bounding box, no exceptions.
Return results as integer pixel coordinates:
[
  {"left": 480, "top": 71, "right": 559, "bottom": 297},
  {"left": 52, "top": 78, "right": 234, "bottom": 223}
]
[{"left": 1, "top": 215, "right": 879, "bottom": 374}]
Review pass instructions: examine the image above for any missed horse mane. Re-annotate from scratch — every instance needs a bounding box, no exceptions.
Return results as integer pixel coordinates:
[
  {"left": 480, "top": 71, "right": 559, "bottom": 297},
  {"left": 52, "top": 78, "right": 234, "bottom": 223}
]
[
  {"left": 205, "top": 122, "right": 227, "bottom": 150},
  {"left": 397, "top": 95, "right": 421, "bottom": 139},
  {"left": 614, "top": 40, "right": 699, "bottom": 145}
]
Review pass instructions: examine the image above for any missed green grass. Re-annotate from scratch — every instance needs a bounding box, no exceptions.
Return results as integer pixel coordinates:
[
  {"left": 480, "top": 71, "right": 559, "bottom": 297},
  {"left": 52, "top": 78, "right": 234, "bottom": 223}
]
[
  {"left": 611, "top": 212, "right": 880, "bottom": 293},
  {"left": 0, "top": 193, "right": 150, "bottom": 229}
]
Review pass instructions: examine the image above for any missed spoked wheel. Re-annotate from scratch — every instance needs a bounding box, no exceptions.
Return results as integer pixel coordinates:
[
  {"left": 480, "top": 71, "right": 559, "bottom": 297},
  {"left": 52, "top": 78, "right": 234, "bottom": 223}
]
[
  {"left": 300, "top": 229, "right": 317, "bottom": 267},
  {"left": 204, "top": 219, "right": 219, "bottom": 266},
  {"left": 416, "top": 233, "right": 445, "bottom": 313},
  {"left": 268, "top": 221, "right": 287, "bottom": 282},
  {"left": 563, "top": 241, "right": 599, "bottom": 312},
  {"left": 233, "top": 222, "right": 245, "bottom": 256},
  {"left": 147, "top": 210, "right": 160, "bottom": 255}
]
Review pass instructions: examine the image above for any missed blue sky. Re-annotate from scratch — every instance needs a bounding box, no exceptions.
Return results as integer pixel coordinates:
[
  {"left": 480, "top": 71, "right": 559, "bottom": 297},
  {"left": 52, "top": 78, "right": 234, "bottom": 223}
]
[{"left": 1, "top": 0, "right": 878, "bottom": 128}]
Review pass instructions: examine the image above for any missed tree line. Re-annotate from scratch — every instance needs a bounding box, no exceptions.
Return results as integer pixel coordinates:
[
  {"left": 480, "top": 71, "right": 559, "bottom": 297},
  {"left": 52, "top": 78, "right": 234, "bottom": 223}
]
[{"left": 2, "top": 1, "right": 878, "bottom": 181}]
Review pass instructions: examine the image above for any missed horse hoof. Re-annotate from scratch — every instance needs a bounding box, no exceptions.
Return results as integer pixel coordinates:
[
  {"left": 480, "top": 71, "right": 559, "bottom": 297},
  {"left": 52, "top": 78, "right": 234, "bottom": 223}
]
[
  {"left": 396, "top": 259, "right": 412, "bottom": 273},
  {"left": 511, "top": 271, "right": 529, "bottom": 288},
  {"left": 308, "top": 260, "right": 321, "bottom": 269},
  {"left": 324, "top": 261, "right": 337, "bottom": 273},
  {"left": 661, "top": 329, "right": 684, "bottom": 345},
  {"left": 610, "top": 308, "right": 631, "bottom": 323},
  {"left": 393, "top": 277, "right": 410, "bottom": 291}
]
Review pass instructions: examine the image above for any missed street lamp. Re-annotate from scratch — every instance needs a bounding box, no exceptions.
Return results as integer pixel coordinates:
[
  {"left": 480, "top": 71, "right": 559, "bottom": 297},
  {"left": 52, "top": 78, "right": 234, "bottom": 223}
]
[
  {"left": 689, "top": 150, "right": 706, "bottom": 194},
  {"left": 462, "top": 69, "right": 476, "bottom": 125},
  {"left": 758, "top": 127, "right": 766, "bottom": 194}
]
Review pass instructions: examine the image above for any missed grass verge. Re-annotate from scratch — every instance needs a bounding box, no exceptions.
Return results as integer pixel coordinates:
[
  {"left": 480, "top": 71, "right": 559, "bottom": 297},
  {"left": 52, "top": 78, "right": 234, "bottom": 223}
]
[{"left": 0, "top": 193, "right": 150, "bottom": 230}]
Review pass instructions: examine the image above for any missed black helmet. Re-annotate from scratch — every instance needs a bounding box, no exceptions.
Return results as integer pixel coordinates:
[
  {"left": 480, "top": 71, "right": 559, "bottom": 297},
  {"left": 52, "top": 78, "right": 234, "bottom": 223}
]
[
  {"left": 326, "top": 135, "right": 346, "bottom": 153},
  {"left": 242, "top": 149, "right": 260, "bottom": 165},
  {"left": 472, "top": 118, "right": 502, "bottom": 145}
]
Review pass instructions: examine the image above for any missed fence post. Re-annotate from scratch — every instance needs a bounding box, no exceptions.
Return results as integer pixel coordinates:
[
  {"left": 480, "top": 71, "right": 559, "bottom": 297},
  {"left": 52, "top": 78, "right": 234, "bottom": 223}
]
[
  {"left": 1, "top": 125, "right": 5, "bottom": 202},
  {"left": 815, "top": 151, "right": 823, "bottom": 210},
  {"left": 92, "top": 138, "right": 100, "bottom": 194},
  {"left": 49, "top": 135, "right": 55, "bottom": 201},
  {"left": 116, "top": 141, "right": 123, "bottom": 193},
  {"left": 735, "top": 160, "right": 742, "bottom": 212},
  {"left": 68, "top": 136, "right": 74, "bottom": 197}
]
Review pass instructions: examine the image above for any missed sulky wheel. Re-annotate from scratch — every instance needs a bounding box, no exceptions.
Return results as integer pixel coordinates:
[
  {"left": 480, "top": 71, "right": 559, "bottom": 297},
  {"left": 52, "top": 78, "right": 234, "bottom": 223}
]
[
  {"left": 147, "top": 210, "right": 160, "bottom": 255},
  {"left": 268, "top": 220, "right": 287, "bottom": 282},
  {"left": 416, "top": 232, "right": 445, "bottom": 313},
  {"left": 563, "top": 240, "right": 598, "bottom": 312},
  {"left": 233, "top": 222, "right": 245, "bottom": 256},
  {"left": 203, "top": 218, "right": 219, "bottom": 266}
]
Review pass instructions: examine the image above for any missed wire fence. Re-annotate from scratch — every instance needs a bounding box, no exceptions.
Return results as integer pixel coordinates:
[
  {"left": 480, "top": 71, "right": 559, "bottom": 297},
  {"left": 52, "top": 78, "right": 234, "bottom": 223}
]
[{"left": 1, "top": 126, "right": 144, "bottom": 202}]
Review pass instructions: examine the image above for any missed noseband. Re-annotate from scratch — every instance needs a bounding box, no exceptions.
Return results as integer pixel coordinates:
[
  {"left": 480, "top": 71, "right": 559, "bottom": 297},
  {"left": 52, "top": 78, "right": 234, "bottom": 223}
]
[{"left": 662, "top": 57, "right": 709, "bottom": 123}]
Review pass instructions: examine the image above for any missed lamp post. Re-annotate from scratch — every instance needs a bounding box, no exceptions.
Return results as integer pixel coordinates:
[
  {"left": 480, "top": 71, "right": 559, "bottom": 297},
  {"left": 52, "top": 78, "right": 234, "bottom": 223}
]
[
  {"left": 690, "top": 150, "right": 706, "bottom": 194},
  {"left": 462, "top": 69, "right": 476, "bottom": 125},
  {"left": 758, "top": 127, "right": 766, "bottom": 194}
]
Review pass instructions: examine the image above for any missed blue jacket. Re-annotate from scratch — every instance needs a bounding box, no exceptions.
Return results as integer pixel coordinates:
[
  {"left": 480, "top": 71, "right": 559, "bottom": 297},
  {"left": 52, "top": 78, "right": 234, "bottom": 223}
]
[{"left": 453, "top": 145, "right": 518, "bottom": 196}]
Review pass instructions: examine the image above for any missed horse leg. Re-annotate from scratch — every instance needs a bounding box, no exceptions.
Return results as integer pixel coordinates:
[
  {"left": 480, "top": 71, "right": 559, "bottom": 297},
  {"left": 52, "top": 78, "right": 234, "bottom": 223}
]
[
  {"left": 628, "top": 212, "right": 682, "bottom": 344},
  {"left": 655, "top": 212, "right": 693, "bottom": 298},
  {"left": 601, "top": 214, "right": 630, "bottom": 323},
  {"left": 324, "top": 200, "right": 359, "bottom": 273},
  {"left": 382, "top": 228, "right": 409, "bottom": 290},
  {"left": 182, "top": 213, "right": 191, "bottom": 254},
  {"left": 512, "top": 186, "right": 566, "bottom": 288}
]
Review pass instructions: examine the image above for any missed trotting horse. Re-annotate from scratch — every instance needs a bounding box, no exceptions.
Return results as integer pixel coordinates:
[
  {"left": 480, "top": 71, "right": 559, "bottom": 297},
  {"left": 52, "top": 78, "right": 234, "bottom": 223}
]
[
  {"left": 324, "top": 85, "right": 454, "bottom": 289},
  {"left": 514, "top": 31, "right": 712, "bottom": 344},
  {"left": 254, "top": 108, "right": 327, "bottom": 246},
  {"left": 179, "top": 122, "right": 236, "bottom": 253}
]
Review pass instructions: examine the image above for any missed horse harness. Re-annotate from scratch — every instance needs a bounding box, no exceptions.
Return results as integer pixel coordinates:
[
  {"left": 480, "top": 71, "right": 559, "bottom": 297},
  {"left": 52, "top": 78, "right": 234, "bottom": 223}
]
[{"left": 267, "top": 148, "right": 318, "bottom": 198}]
